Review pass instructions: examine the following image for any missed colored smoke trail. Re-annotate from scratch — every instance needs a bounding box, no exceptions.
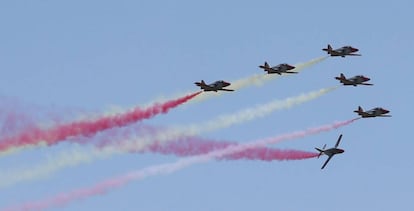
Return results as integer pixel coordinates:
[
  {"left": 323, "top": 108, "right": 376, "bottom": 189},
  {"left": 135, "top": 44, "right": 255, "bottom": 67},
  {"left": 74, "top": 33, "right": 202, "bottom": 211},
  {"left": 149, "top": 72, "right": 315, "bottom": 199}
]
[
  {"left": 0, "top": 92, "right": 201, "bottom": 154},
  {"left": 0, "top": 87, "right": 337, "bottom": 188},
  {"left": 0, "top": 138, "right": 317, "bottom": 189},
  {"left": 2, "top": 119, "right": 358, "bottom": 211},
  {"left": 192, "top": 56, "right": 327, "bottom": 102},
  {"left": 231, "top": 56, "right": 327, "bottom": 88},
  {"left": 122, "top": 86, "right": 338, "bottom": 151},
  {"left": 146, "top": 138, "right": 319, "bottom": 161}
]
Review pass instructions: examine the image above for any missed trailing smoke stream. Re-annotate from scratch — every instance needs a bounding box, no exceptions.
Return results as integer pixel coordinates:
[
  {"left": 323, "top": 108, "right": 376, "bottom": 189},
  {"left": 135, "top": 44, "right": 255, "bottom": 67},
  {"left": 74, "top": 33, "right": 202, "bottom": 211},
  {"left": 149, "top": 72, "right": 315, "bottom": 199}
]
[
  {"left": 2, "top": 118, "right": 358, "bottom": 211},
  {"left": 0, "top": 87, "right": 338, "bottom": 188},
  {"left": 0, "top": 56, "right": 325, "bottom": 156},
  {"left": 0, "top": 92, "right": 201, "bottom": 155},
  {"left": 116, "top": 86, "right": 338, "bottom": 151},
  {"left": 192, "top": 56, "right": 327, "bottom": 102},
  {"left": 231, "top": 56, "right": 327, "bottom": 88},
  {"left": 145, "top": 138, "right": 319, "bottom": 161}
]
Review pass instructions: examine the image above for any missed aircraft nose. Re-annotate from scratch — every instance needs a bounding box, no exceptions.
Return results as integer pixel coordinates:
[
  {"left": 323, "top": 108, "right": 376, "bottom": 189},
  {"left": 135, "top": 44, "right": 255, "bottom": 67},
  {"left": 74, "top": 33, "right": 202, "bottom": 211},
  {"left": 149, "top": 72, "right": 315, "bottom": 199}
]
[
  {"left": 352, "top": 47, "right": 359, "bottom": 52},
  {"left": 224, "top": 81, "right": 231, "bottom": 86},
  {"left": 383, "top": 109, "right": 390, "bottom": 113}
]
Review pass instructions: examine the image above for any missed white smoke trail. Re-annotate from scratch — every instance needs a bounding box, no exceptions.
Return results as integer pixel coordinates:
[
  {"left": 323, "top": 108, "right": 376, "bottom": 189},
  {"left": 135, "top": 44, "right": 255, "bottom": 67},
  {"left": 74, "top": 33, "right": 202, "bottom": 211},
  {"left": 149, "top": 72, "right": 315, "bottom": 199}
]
[{"left": 0, "top": 86, "right": 337, "bottom": 188}]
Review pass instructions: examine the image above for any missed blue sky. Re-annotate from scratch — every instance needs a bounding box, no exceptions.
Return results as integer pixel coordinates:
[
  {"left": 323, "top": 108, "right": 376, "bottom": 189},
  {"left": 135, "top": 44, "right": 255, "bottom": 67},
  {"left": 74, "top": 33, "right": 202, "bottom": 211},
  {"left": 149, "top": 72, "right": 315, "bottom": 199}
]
[{"left": 0, "top": 1, "right": 412, "bottom": 210}]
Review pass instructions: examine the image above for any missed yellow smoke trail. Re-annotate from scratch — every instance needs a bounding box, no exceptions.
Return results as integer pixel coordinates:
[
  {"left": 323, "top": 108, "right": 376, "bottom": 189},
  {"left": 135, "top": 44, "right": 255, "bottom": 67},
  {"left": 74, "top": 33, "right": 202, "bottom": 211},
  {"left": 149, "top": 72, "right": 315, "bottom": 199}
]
[
  {"left": 0, "top": 86, "right": 337, "bottom": 188},
  {"left": 192, "top": 56, "right": 327, "bottom": 103},
  {"left": 0, "top": 142, "right": 48, "bottom": 157},
  {"left": 0, "top": 146, "right": 116, "bottom": 188},
  {"left": 231, "top": 56, "right": 327, "bottom": 88}
]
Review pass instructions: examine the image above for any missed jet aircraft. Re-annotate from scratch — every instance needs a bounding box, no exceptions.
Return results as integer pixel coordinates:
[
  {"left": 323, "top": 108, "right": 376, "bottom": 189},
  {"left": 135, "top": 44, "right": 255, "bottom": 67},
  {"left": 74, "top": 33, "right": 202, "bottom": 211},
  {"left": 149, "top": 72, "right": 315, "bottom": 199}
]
[
  {"left": 335, "top": 73, "right": 373, "bottom": 86},
  {"left": 315, "top": 134, "right": 345, "bottom": 169},
  {"left": 322, "top": 44, "right": 361, "bottom": 57},
  {"left": 258, "top": 62, "right": 297, "bottom": 75},
  {"left": 354, "top": 106, "right": 391, "bottom": 118},
  {"left": 194, "top": 80, "right": 234, "bottom": 92}
]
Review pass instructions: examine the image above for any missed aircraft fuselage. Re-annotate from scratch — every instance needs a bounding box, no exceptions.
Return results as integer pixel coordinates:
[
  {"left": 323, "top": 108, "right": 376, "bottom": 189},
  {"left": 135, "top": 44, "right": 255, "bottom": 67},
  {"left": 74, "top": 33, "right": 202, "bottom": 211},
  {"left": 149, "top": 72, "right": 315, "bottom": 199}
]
[{"left": 322, "top": 148, "right": 345, "bottom": 157}]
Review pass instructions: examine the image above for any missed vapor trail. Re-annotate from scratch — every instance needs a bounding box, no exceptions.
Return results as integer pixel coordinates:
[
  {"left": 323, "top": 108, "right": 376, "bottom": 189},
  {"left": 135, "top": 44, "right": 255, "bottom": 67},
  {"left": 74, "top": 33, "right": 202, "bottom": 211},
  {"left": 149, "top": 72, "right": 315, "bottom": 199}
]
[
  {"left": 145, "top": 138, "right": 319, "bottom": 161},
  {"left": 0, "top": 87, "right": 337, "bottom": 188},
  {"left": 231, "top": 56, "right": 327, "bottom": 88},
  {"left": 192, "top": 56, "right": 327, "bottom": 102},
  {"left": 0, "top": 91, "right": 201, "bottom": 155},
  {"left": 123, "top": 86, "right": 338, "bottom": 151},
  {"left": 2, "top": 118, "right": 358, "bottom": 211}
]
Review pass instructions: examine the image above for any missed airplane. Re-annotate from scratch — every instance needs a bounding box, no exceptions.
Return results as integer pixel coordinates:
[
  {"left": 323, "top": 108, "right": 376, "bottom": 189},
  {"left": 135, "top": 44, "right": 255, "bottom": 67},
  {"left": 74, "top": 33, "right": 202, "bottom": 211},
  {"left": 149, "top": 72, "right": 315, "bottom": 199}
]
[
  {"left": 322, "top": 44, "right": 361, "bottom": 57},
  {"left": 258, "top": 62, "right": 297, "bottom": 75},
  {"left": 315, "top": 134, "right": 345, "bottom": 169},
  {"left": 335, "top": 73, "right": 373, "bottom": 86},
  {"left": 194, "top": 80, "right": 234, "bottom": 92},
  {"left": 354, "top": 106, "right": 391, "bottom": 118}
]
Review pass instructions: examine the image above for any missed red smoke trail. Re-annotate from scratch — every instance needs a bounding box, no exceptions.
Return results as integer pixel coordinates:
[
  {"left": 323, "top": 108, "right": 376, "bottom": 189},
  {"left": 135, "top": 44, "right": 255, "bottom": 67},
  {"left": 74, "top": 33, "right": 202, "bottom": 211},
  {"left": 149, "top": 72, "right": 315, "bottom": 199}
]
[
  {"left": 3, "top": 119, "right": 357, "bottom": 211},
  {"left": 0, "top": 92, "right": 201, "bottom": 152},
  {"left": 146, "top": 138, "right": 318, "bottom": 161},
  {"left": 91, "top": 124, "right": 317, "bottom": 161}
]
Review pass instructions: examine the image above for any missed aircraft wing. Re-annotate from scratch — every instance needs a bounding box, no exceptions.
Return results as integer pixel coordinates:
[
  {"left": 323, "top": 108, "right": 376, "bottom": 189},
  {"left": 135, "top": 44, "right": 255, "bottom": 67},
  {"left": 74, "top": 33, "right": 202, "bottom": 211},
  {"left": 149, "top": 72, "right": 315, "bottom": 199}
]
[
  {"left": 335, "top": 134, "right": 343, "bottom": 148},
  {"left": 380, "top": 114, "right": 392, "bottom": 117},
  {"left": 361, "top": 83, "right": 373, "bottom": 86},
  {"left": 347, "top": 53, "right": 362, "bottom": 56},
  {"left": 219, "top": 88, "right": 234, "bottom": 92},
  {"left": 321, "top": 155, "right": 333, "bottom": 169},
  {"left": 357, "top": 111, "right": 369, "bottom": 117}
]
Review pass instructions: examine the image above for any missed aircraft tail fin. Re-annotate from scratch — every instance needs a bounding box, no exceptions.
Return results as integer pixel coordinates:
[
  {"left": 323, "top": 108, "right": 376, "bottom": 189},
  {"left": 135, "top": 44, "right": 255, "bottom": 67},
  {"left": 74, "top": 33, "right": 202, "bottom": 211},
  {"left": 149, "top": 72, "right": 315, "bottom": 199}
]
[
  {"left": 315, "top": 148, "right": 324, "bottom": 158},
  {"left": 259, "top": 61, "right": 270, "bottom": 71},
  {"left": 335, "top": 73, "right": 346, "bottom": 81},
  {"left": 353, "top": 106, "right": 363, "bottom": 114},
  {"left": 315, "top": 144, "right": 326, "bottom": 158},
  {"left": 194, "top": 80, "right": 206, "bottom": 87},
  {"left": 322, "top": 44, "right": 333, "bottom": 54}
]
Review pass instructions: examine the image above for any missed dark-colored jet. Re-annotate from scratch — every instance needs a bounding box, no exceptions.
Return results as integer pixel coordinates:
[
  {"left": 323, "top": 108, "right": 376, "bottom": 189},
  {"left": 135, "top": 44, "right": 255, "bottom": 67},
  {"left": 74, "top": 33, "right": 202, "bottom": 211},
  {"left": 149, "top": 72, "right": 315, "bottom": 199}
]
[
  {"left": 194, "top": 80, "right": 234, "bottom": 92},
  {"left": 322, "top": 44, "right": 361, "bottom": 57},
  {"left": 315, "top": 134, "right": 345, "bottom": 169},
  {"left": 354, "top": 106, "right": 391, "bottom": 118},
  {"left": 258, "top": 62, "right": 297, "bottom": 75},
  {"left": 335, "top": 73, "right": 373, "bottom": 86}
]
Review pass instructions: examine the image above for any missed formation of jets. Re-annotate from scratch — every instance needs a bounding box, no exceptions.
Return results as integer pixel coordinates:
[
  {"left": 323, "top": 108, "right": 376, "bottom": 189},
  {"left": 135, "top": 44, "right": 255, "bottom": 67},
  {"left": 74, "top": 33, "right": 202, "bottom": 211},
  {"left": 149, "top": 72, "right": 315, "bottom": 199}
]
[{"left": 194, "top": 44, "right": 390, "bottom": 169}]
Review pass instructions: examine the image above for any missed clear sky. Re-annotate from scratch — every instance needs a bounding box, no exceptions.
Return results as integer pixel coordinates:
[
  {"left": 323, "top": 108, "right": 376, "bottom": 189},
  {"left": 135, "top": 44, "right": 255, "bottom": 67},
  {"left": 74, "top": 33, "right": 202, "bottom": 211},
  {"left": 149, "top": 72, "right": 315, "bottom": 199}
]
[{"left": 0, "top": 1, "right": 412, "bottom": 210}]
